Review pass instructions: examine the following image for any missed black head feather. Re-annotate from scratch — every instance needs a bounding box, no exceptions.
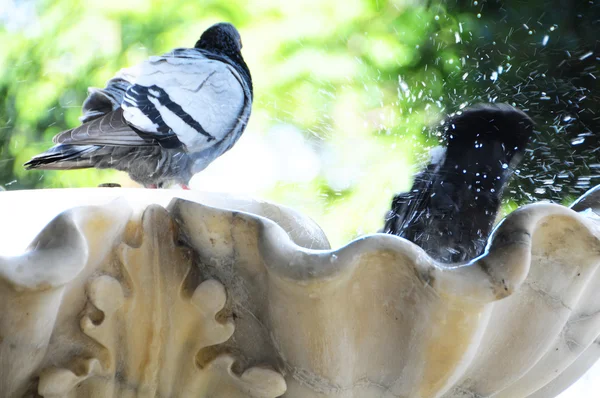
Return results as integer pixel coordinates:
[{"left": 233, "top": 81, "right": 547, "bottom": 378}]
[
  {"left": 195, "top": 23, "right": 243, "bottom": 57},
  {"left": 445, "top": 103, "right": 535, "bottom": 160}
]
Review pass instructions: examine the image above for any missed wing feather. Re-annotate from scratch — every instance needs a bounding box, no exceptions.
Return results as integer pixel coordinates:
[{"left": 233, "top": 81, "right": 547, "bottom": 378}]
[{"left": 53, "top": 108, "right": 157, "bottom": 147}]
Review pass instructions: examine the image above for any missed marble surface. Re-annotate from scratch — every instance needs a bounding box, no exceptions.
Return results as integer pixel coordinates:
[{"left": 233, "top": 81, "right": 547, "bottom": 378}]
[{"left": 0, "top": 187, "right": 599, "bottom": 397}]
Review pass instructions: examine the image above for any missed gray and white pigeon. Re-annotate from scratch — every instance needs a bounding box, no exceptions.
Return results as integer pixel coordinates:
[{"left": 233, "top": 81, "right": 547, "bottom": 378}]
[{"left": 25, "top": 22, "right": 253, "bottom": 188}]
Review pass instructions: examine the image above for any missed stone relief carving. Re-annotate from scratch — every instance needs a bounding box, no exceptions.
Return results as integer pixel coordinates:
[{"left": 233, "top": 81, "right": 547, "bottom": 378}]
[{"left": 1, "top": 187, "right": 599, "bottom": 397}]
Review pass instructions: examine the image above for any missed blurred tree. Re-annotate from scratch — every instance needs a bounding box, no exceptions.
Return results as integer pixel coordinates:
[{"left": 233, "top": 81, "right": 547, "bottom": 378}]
[{"left": 439, "top": 0, "right": 600, "bottom": 203}]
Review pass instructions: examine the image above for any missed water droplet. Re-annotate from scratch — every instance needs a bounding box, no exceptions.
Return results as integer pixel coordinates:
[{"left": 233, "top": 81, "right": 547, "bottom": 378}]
[
  {"left": 502, "top": 163, "right": 508, "bottom": 169},
  {"left": 435, "top": 15, "right": 440, "bottom": 21},
  {"left": 571, "top": 137, "right": 585, "bottom": 145},
  {"left": 477, "top": 13, "right": 481, "bottom": 18},
  {"left": 542, "top": 35, "right": 549, "bottom": 46}
]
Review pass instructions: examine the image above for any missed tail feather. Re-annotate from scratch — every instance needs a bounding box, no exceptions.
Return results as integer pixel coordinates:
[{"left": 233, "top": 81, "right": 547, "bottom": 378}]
[{"left": 24, "top": 145, "right": 100, "bottom": 170}]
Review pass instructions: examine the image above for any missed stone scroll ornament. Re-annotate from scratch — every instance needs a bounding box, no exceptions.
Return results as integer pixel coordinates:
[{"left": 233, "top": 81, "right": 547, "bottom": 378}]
[{"left": 0, "top": 186, "right": 600, "bottom": 397}]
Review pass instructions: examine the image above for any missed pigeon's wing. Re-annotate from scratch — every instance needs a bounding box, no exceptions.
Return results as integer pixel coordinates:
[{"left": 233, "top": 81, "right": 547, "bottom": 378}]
[
  {"left": 50, "top": 49, "right": 249, "bottom": 151},
  {"left": 79, "top": 66, "right": 139, "bottom": 123},
  {"left": 53, "top": 108, "right": 156, "bottom": 147},
  {"left": 51, "top": 64, "right": 153, "bottom": 147},
  {"left": 121, "top": 49, "right": 249, "bottom": 153},
  {"left": 385, "top": 161, "right": 438, "bottom": 236}
]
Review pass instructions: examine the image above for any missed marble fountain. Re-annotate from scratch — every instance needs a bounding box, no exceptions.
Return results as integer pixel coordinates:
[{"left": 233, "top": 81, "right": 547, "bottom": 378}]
[{"left": 1, "top": 186, "right": 600, "bottom": 397}]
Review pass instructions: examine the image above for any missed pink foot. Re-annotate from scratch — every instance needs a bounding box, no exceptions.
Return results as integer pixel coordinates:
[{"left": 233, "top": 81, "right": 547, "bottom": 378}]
[{"left": 182, "top": 185, "right": 191, "bottom": 190}]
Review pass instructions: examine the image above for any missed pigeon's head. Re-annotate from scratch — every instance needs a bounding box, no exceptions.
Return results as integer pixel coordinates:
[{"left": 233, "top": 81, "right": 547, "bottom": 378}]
[
  {"left": 195, "top": 22, "right": 243, "bottom": 56},
  {"left": 444, "top": 103, "right": 535, "bottom": 165}
]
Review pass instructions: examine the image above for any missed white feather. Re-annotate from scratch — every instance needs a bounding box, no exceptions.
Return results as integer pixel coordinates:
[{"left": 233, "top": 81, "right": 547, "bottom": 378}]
[
  {"left": 430, "top": 146, "right": 446, "bottom": 165},
  {"left": 122, "top": 106, "right": 159, "bottom": 133}
]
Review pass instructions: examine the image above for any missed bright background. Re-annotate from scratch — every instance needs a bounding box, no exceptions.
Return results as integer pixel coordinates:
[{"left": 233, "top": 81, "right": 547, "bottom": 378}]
[
  {"left": 1, "top": 0, "right": 599, "bottom": 247},
  {"left": 1, "top": 0, "right": 600, "bottom": 395}
]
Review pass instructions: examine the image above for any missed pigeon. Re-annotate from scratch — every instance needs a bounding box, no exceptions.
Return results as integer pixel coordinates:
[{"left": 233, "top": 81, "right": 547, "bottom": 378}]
[
  {"left": 383, "top": 103, "right": 534, "bottom": 263},
  {"left": 25, "top": 22, "right": 253, "bottom": 188}
]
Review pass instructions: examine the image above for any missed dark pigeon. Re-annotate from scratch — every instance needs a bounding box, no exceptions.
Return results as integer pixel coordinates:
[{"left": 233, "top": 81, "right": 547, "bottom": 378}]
[
  {"left": 384, "top": 103, "right": 535, "bottom": 263},
  {"left": 25, "top": 22, "right": 253, "bottom": 188}
]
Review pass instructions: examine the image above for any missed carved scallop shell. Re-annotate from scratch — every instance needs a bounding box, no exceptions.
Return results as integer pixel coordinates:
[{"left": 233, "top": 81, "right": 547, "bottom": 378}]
[{"left": 0, "top": 187, "right": 599, "bottom": 397}]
